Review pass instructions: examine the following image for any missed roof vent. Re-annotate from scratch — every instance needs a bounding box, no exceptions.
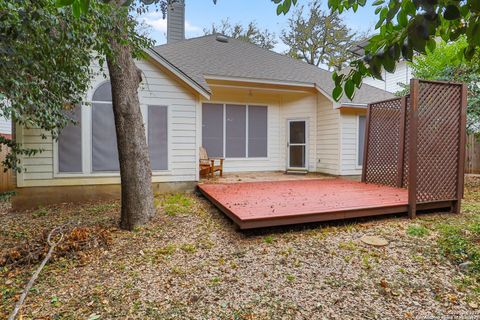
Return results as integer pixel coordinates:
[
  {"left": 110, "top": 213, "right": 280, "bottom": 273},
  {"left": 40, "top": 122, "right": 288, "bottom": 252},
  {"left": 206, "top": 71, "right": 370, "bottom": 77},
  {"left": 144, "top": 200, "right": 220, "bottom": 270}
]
[{"left": 216, "top": 35, "right": 229, "bottom": 43}]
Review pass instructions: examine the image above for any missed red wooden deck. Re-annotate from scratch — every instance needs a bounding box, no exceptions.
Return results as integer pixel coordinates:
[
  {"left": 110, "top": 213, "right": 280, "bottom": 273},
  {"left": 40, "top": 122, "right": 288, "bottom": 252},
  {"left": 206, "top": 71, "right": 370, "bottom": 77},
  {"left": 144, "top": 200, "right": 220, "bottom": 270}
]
[{"left": 198, "top": 179, "right": 410, "bottom": 229}]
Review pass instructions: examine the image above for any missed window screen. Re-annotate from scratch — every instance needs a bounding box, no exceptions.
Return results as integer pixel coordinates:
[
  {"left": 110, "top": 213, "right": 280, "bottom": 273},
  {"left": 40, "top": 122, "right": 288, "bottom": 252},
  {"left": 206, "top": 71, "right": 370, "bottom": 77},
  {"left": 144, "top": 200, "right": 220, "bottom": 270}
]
[
  {"left": 358, "top": 115, "right": 366, "bottom": 166},
  {"left": 202, "top": 103, "right": 224, "bottom": 157},
  {"left": 148, "top": 106, "right": 168, "bottom": 170},
  {"left": 92, "top": 102, "right": 119, "bottom": 171},
  {"left": 226, "top": 104, "right": 246, "bottom": 158},
  {"left": 58, "top": 105, "right": 82, "bottom": 172},
  {"left": 248, "top": 106, "right": 267, "bottom": 157},
  {"left": 93, "top": 82, "right": 112, "bottom": 101}
]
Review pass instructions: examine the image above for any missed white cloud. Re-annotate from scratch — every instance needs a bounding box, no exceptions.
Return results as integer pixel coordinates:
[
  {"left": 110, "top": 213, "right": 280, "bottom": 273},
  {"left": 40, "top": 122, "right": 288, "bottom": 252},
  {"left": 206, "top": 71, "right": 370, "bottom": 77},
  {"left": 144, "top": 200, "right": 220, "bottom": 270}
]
[{"left": 139, "top": 11, "right": 201, "bottom": 34}]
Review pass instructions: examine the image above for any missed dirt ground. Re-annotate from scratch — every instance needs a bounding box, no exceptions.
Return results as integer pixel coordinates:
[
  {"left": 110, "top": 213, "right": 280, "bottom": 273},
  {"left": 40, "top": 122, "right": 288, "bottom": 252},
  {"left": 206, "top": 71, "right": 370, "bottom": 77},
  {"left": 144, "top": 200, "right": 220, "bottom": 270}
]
[{"left": 1, "top": 176, "right": 480, "bottom": 319}]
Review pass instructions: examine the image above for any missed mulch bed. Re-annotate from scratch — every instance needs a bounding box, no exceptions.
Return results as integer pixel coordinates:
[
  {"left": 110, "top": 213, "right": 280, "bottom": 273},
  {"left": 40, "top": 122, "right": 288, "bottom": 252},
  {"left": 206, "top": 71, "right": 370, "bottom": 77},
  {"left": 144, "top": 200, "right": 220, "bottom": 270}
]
[{"left": 1, "top": 178, "right": 480, "bottom": 319}]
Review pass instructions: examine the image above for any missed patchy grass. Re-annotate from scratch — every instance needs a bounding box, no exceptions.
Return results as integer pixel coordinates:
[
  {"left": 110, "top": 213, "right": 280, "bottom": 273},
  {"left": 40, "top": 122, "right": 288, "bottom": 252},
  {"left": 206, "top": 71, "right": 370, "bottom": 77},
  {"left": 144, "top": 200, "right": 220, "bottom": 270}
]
[
  {"left": 0, "top": 191, "right": 15, "bottom": 203},
  {"left": 437, "top": 220, "right": 480, "bottom": 273},
  {"left": 159, "top": 193, "right": 194, "bottom": 216},
  {"left": 1, "top": 177, "right": 480, "bottom": 318},
  {"left": 263, "top": 235, "right": 275, "bottom": 244},
  {"left": 180, "top": 243, "right": 197, "bottom": 253},
  {"left": 406, "top": 224, "right": 429, "bottom": 237}
]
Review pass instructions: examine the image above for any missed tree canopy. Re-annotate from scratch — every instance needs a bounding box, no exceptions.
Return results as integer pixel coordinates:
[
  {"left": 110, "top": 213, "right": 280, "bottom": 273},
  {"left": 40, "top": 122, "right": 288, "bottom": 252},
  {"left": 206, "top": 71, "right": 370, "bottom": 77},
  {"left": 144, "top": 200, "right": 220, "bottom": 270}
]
[
  {"left": 203, "top": 19, "right": 277, "bottom": 50},
  {"left": 408, "top": 37, "right": 480, "bottom": 132},
  {"left": 0, "top": 0, "right": 150, "bottom": 171},
  {"left": 275, "top": 0, "right": 480, "bottom": 102},
  {"left": 281, "top": 0, "right": 359, "bottom": 70}
]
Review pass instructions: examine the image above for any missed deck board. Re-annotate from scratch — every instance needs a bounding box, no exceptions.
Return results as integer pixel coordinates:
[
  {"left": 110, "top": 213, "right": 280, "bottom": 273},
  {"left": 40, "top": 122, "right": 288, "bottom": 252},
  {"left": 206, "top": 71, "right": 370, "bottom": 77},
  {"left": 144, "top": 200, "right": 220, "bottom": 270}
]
[{"left": 198, "top": 179, "right": 409, "bottom": 229}]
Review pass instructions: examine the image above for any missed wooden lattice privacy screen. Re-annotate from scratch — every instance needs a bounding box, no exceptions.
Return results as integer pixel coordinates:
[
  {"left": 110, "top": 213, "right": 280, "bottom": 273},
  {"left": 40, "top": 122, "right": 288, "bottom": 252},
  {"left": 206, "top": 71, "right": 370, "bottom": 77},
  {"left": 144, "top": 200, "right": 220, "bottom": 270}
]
[{"left": 362, "top": 79, "right": 467, "bottom": 217}]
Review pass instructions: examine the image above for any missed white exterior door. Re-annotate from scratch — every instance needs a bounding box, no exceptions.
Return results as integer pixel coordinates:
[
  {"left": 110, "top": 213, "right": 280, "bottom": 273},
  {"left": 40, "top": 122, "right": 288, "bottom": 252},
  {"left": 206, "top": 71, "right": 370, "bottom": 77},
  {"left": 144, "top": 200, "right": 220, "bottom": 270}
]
[{"left": 287, "top": 119, "right": 307, "bottom": 170}]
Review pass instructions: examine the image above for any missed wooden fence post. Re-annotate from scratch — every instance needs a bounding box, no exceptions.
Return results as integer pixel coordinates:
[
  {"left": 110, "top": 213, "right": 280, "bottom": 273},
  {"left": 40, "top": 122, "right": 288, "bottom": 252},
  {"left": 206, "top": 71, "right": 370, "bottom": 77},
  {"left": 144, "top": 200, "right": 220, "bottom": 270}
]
[
  {"left": 397, "top": 96, "right": 407, "bottom": 188},
  {"left": 453, "top": 83, "right": 468, "bottom": 213},
  {"left": 408, "top": 79, "right": 419, "bottom": 218}
]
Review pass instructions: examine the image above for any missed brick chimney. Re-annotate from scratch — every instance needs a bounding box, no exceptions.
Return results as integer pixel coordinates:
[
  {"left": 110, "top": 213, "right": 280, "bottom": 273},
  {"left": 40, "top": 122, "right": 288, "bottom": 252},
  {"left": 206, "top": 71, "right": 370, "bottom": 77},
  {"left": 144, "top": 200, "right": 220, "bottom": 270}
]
[{"left": 167, "top": 0, "right": 185, "bottom": 43}]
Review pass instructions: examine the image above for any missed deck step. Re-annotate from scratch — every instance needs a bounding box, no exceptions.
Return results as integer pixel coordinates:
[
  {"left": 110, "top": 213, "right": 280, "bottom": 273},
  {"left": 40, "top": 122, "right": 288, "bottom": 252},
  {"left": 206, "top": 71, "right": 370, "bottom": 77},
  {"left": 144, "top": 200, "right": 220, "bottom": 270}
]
[{"left": 285, "top": 170, "right": 308, "bottom": 175}]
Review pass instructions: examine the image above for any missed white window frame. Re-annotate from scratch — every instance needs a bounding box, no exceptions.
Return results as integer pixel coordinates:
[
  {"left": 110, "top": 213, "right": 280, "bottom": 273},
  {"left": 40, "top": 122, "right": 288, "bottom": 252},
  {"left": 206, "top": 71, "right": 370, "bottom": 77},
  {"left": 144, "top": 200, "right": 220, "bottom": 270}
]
[
  {"left": 202, "top": 102, "right": 269, "bottom": 160},
  {"left": 54, "top": 82, "right": 172, "bottom": 178},
  {"left": 356, "top": 114, "right": 367, "bottom": 169}
]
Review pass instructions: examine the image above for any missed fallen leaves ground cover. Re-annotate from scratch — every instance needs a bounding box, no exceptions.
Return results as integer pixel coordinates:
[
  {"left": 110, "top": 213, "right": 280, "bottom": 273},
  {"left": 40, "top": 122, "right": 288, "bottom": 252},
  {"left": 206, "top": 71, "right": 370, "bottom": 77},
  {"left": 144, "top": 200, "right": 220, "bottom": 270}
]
[{"left": 1, "top": 177, "right": 480, "bottom": 319}]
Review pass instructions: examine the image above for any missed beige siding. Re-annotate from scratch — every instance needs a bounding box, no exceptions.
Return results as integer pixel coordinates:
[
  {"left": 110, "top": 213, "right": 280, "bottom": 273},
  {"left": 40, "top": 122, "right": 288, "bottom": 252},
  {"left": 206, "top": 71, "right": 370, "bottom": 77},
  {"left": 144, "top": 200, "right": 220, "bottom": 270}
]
[
  {"left": 339, "top": 109, "right": 366, "bottom": 175},
  {"left": 17, "top": 58, "right": 198, "bottom": 187},
  {"left": 316, "top": 94, "right": 340, "bottom": 175}
]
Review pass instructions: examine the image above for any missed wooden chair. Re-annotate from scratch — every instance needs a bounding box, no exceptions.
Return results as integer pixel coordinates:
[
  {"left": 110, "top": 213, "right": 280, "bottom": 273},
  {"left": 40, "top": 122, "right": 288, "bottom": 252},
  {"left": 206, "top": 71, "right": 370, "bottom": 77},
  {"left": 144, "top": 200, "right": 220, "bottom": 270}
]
[{"left": 199, "top": 147, "right": 224, "bottom": 178}]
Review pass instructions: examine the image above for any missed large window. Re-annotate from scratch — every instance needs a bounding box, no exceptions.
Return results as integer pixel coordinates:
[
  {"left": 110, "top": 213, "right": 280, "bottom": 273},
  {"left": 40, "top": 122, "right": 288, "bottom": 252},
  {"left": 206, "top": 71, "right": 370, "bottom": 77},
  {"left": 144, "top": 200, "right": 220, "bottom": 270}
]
[
  {"left": 248, "top": 106, "right": 268, "bottom": 157},
  {"left": 57, "top": 82, "right": 169, "bottom": 174},
  {"left": 202, "top": 103, "right": 267, "bottom": 158},
  {"left": 58, "top": 105, "right": 82, "bottom": 173},
  {"left": 226, "top": 104, "right": 246, "bottom": 158},
  {"left": 357, "top": 115, "right": 366, "bottom": 166},
  {"left": 148, "top": 105, "right": 168, "bottom": 170},
  {"left": 202, "top": 103, "right": 224, "bottom": 157},
  {"left": 92, "top": 82, "right": 119, "bottom": 172}
]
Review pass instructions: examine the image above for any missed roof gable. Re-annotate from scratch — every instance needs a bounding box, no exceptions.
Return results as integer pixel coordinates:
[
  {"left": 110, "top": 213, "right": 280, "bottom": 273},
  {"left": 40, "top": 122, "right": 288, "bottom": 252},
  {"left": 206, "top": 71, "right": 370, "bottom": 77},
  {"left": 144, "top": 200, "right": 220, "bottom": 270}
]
[{"left": 150, "top": 34, "right": 393, "bottom": 104}]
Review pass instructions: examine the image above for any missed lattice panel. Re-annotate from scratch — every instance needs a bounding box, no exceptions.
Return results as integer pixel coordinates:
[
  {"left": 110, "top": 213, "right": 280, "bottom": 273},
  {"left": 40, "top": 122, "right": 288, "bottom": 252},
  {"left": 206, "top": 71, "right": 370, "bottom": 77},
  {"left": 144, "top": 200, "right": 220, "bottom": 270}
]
[
  {"left": 364, "top": 98, "right": 403, "bottom": 187},
  {"left": 414, "top": 81, "right": 462, "bottom": 202}
]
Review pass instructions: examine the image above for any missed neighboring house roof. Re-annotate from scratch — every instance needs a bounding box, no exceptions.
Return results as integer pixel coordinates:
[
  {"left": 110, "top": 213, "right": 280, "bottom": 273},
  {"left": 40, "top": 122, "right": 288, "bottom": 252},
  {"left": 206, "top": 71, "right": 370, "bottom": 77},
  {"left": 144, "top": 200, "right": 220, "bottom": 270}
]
[
  {"left": 348, "top": 38, "right": 370, "bottom": 57},
  {"left": 150, "top": 34, "right": 393, "bottom": 105}
]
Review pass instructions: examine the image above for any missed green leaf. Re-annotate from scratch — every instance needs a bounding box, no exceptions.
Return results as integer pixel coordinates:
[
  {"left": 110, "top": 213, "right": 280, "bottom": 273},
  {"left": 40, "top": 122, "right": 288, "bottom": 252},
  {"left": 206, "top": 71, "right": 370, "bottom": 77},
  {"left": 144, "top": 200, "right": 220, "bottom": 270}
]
[
  {"left": 333, "top": 86, "right": 343, "bottom": 101},
  {"left": 55, "top": 0, "right": 74, "bottom": 7},
  {"left": 464, "top": 45, "right": 475, "bottom": 60},
  {"left": 72, "top": 0, "right": 80, "bottom": 18},
  {"left": 352, "top": 71, "right": 362, "bottom": 87},
  {"left": 276, "top": 4, "right": 284, "bottom": 15},
  {"left": 404, "top": 1, "right": 416, "bottom": 15},
  {"left": 79, "top": 0, "right": 89, "bottom": 13},
  {"left": 344, "top": 80, "right": 355, "bottom": 100},
  {"left": 382, "top": 52, "right": 395, "bottom": 73},
  {"left": 283, "top": 0, "right": 291, "bottom": 13},
  {"left": 444, "top": 5, "right": 461, "bottom": 20},
  {"left": 426, "top": 38, "right": 436, "bottom": 52},
  {"left": 397, "top": 9, "right": 408, "bottom": 27}
]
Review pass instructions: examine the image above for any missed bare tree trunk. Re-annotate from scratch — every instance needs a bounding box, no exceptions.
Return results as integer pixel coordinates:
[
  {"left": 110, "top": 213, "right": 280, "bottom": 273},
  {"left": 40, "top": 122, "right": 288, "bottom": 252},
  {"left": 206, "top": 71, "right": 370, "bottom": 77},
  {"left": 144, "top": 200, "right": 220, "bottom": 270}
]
[{"left": 106, "top": 37, "right": 155, "bottom": 230}]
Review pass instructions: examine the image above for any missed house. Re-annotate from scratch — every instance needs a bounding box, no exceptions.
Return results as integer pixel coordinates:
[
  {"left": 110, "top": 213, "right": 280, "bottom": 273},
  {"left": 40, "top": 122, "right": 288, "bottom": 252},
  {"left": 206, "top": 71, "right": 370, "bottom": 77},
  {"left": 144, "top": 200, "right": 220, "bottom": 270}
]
[
  {"left": 349, "top": 39, "right": 412, "bottom": 93},
  {"left": 12, "top": 0, "right": 393, "bottom": 209}
]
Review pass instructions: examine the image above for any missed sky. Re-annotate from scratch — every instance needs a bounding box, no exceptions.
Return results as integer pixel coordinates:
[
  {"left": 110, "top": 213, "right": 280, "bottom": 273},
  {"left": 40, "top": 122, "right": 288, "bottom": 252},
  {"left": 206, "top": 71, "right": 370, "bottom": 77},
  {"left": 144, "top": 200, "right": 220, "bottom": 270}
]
[{"left": 137, "top": 0, "right": 380, "bottom": 53}]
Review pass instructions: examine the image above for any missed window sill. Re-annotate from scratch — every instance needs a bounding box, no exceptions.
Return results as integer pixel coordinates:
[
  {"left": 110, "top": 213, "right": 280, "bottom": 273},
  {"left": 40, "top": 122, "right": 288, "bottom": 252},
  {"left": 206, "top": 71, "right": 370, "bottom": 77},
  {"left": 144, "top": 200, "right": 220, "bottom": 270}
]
[
  {"left": 54, "top": 170, "right": 173, "bottom": 178},
  {"left": 224, "top": 157, "right": 270, "bottom": 161}
]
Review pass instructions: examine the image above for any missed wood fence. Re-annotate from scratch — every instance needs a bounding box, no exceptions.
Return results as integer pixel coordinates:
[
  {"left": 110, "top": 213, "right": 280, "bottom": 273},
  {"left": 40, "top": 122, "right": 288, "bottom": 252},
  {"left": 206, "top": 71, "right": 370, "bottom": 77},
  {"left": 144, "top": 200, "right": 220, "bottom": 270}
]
[
  {"left": 466, "top": 133, "right": 480, "bottom": 174},
  {"left": 0, "top": 146, "right": 14, "bottom": 192}
]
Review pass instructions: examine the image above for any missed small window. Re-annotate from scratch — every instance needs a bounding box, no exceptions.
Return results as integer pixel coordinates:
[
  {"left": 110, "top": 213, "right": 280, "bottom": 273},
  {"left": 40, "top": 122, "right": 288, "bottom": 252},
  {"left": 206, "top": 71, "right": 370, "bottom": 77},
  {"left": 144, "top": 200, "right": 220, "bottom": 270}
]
[
  {"left": 92, "top": 82, "right": 120, "bottom": 172},
  {"left": 202, "top": 103, "right": 224, "bottom": 157},
  {"left": 226, "top": 104, "right": 246, "bottom": 158},
  {"left": 58, "top": 105, "right": 82, "bottom": 173},
  {"left": 148, "top": 105, "right": 168, "bottom": 170},
  {"left": 358, "top": 115, "right": 366, "bottom": 166}
]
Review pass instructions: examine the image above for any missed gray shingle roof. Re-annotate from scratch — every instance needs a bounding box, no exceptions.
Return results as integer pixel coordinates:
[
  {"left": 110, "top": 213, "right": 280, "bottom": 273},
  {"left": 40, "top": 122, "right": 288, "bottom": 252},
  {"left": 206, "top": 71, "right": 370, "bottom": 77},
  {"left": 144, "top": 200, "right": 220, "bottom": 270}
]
[{"left": 153, "top": 34, "right": 393, "bottom": 104}]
